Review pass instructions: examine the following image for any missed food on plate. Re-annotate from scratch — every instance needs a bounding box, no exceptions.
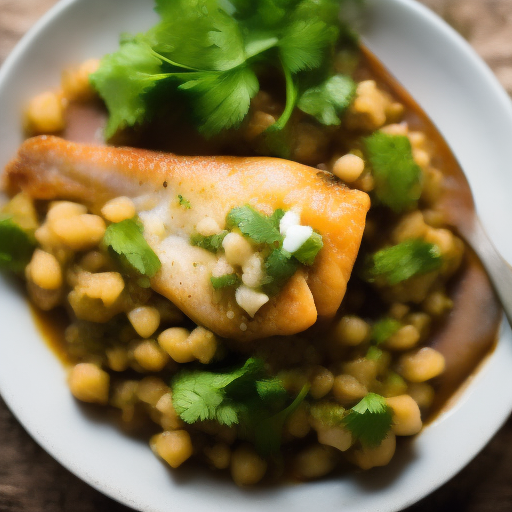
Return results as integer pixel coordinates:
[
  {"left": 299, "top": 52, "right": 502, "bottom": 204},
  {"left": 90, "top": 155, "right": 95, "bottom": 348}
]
[
  {"left": 5, "top": 135, "right": 370, "bottom": 339},
  {"left": 0, "top": 0, "right": 501, "bottom": 486}
]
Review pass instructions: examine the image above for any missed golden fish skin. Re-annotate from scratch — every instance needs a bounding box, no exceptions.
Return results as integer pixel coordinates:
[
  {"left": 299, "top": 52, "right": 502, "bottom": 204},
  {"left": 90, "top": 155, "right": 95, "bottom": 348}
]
[{"left": 4, "top": 135, "right": 370, "bottom": 341}]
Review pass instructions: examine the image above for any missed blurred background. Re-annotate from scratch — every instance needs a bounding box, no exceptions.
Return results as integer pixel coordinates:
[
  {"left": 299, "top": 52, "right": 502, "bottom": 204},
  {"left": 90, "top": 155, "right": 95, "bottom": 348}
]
[{"left": 1, "top": 0, "right": 511, "bottom": 511}]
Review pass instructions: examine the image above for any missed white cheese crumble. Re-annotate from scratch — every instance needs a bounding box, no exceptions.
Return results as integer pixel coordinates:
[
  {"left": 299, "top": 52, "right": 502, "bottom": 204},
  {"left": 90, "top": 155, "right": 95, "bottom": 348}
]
[
  {"left": 235, "top": 285, "right": 269, "bottom": 318},
  {"left": 222, "top": 232, "right": 253, "bottom": 267},
  {"left": 241, "top": 253, "right": 264, "bottom": 288},
  {"left": 283, "top": 225, "right": 313, "bottom": 253},
  {"left": 279, "top": 210, "right": 300, "bottom": 235},
  {"left": 196, "top": 216, "right": 221, "bottom": 236}
]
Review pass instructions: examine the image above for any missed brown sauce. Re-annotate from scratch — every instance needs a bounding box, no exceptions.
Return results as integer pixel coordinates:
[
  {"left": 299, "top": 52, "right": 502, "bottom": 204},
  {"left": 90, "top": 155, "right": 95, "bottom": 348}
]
[{"left": 33, "top": 45, "right": 501, "bottom": 422}]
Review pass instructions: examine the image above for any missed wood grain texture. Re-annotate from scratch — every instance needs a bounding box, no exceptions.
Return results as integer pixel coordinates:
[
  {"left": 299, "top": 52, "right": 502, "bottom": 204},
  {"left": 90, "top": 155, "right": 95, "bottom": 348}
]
[{"left": 1, "top": 1, "right": 512, "bottom": 511}]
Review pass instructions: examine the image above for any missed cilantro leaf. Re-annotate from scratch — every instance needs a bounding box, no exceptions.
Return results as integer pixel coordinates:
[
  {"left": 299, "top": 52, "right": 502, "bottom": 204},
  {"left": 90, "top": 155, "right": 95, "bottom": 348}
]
[
  {"left": 190, "top": 231, "right": 228, "bottom": 253},
  {"left": 177, "top": 195, "right": 191, "bottom": 209},
  {"left": 371, "top": 317, "right": 402, "bottom": 345},
  {"left": 171, "top": 357, "right": 308, "bottom": 456},
  {"left": 364, "top": 132, "right": 423, "bottom": 213},
  {"left": 150, "top": 0, "right": 246, "bottom": 71},
  {"left": 298, "top": 74, "right": 356, "bottom": 125},
  {"left": 0, "top": 218, "right": 36, "bottom": 273},
  {"left": 103, "top": 218, "right": 161, "bottom": 278},
  {"left": 178, "top": 66, "right": 259, "bottom": 135},
  {"left": 171, "top": 358, "right": 265, "bottom": 426},
  {"left": 210, "top": 273, "right": 240, "bottom": 289},
  {"left": 253, "top": 383, "right": 309, "bottom": 457},
  {"left": 262, "top": 248, "right": 299, "bottom": 296},
  {"left": 363, "top": 239, "right": 443, "bottom": 286},
  {"left": 293, "top": 231, "right": 323, "bottom": 266},
  {"left": 226, "top": 205, "right": 281, "bottom": 245},
  {"left": 92, "top": 0, "right": 359, "bottom": 138},
  {"left": 89, "top": 40, "right": 163, "bottom": 139},
  {"left": 343, "top": 393, "right": 393, "bottom": 447}
]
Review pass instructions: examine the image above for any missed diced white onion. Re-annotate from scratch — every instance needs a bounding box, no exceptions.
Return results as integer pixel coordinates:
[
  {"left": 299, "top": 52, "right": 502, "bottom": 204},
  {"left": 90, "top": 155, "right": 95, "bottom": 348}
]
[
  {"left": 283, "top": 225, "right": 313, "bottom": 253},
  {"left": 235, "top": 285, "right": 269, "bottom": 318},
  {"left": 279, "top": 210, "right": 300, "bottom": 235}
]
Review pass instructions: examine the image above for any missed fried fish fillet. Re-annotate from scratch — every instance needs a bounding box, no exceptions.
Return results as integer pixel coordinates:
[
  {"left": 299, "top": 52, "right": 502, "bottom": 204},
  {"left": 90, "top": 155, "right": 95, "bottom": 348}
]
[{"left": 5, "top": 135, "right": 370, "bottom": 341}]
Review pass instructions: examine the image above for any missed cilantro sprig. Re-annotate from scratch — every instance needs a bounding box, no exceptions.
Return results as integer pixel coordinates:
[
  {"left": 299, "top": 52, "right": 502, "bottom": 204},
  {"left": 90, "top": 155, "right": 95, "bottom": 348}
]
[
  {"left": 363, "top": 239, "right": 443, "bottom": 286},
  {"left": 91, "top": 0, "right": 360, "bottom": 139},
  {"left": 102, "top": 218, "right": 161, "bottom": 278},
  {"left": 343, "top": 393, "right": 393, "bottom": 447},
  {"left": 364, "top": 132, "right": 423, "bottom": 213},
  {"left": 0, "top": 217, "right": 36, "bottom": 273},
  {"left": 170, "top": 357, "right": 309, "bottom": 455}
]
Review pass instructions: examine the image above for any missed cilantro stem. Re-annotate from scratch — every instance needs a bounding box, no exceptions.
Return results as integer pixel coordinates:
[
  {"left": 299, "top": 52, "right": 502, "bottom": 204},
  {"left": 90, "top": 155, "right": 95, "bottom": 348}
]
[
  {"left": 268, "top": 62, "right": 298, "bottom": 132},
  {"left": 148, "top": 47, "right": 202, "bottom": 71}
]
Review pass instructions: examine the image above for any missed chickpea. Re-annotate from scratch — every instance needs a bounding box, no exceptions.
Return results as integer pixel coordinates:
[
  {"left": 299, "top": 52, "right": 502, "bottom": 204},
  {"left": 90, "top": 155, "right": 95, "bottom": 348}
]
[
  {"left": 350, "top": 433, "right": 396, "bottom": 470},
  {"left": 136, "top": 377, "right": 169, "bottom": 407},
  {"left": 25, "top": 90, "right": 66, "bottom": 134},
  {"left": 27, "top": 249, "right": 62, "bottom": 290},
  {"left": 292, "top": 444, "right": 337, "bottom": 480},
  {"left": 333, "top": 316, "right": 370, "bottom": 347},
  {"left": 309, "top": 366, "right": 334, "bottom": 399},
  {"left": 158, "top": 327, "right": 193, "bottom": 363},
  {"left": 230, "top": 444, "right": 267, "bottom": 486},
  {"left": 188, "top": 327, "right": 218, "bottom": 364},
  {"left": 407, "top": 382, "right": 435, "bottom": 409},
  {"left": 332, "top": 154, "right": 365, "bottom": 183},
  {"left": 68, "top": 363, "right": 109, "bottom": 405},
  {"left": 315, "top": 425, "right": 353, "bottom": 452},
  {"left": 151, "top": 430, "right": 193, "bottom": 468},
  {"left": 196, "top": 217, "right": 221, "bottom": 236},
  {"left": 101, "top": 196, "right": 136, "bottom": 223},
  {"left": 51, "top": 214, "right": 106, "bottom": 251},
  {"left": 386, "top": 395, "right": 422, "bottom": 436},
  {"left": 397, "top": 347, "right": 445, "bottom": 383},
  {"left": 131, "top": 340, "right": 170, "bottom": 372},
  {"left": 204, "top": 443, "right": 231, "bottom": 470},
  {"left": 384, "top": 325, "right": 420, "bottom": 351},
  {"left": 222, "top": 232, "right": 253, "bottom": 267},
  {"left": 61, "top": 58, "right": 99, "bottom": 101},
  {"left": 332, "top": 374, "right": 367, "bottom": 406},
  {"left": 127, "top": 306, "right": 161, "bottom": 339}
]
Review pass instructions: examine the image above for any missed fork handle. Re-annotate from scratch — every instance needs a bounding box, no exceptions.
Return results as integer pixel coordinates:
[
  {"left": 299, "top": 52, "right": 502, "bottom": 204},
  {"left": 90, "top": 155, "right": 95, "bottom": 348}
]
[{"left": 463, "top": 217, "right": 512, "bottom": 328}]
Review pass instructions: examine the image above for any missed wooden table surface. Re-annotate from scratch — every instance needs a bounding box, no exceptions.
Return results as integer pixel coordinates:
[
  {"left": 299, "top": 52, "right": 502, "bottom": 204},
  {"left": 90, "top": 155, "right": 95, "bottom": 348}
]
[{"left": 1, "top": 1, "right": 512, "bottom": 510}]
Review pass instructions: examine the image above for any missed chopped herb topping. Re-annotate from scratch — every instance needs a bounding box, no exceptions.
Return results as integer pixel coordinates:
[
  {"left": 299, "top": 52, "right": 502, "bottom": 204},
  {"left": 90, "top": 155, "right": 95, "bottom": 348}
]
[
  {"left": 0, "top": 218, "right": 36, "bottom": 273},
  {"left": 210, "top": 273, "right": 240, "bottom": 289},
  {"left": 190, "top": 231, "right": 228, "bottom": 252},
  {"left": 297, "top": 74, "right": 356, "bottom": 125},
  {"left": 293, "top": 230, "right": 323, "bottom": 266},
  {"left": 343, "top": 393, "right": 393, "bottom": 447},
  {"left": 178, "top": 194, "right": 191, "bottom": 209},
  {"left": 103, "top": 218, "right": 161, "bottom": 277},
  {"left": 371, "top": 317, "right": 402, "bottom": 345},
  {"left": 226, "top": 205, "right": 282, "bottom": 245},
  {"left": 171, "top": 357, "right": 308, "bottom": 456},
  {"left": 364, "top": 132, "right": 423, "bottom": 213},
  {"left": 363, "top": 239, "right": 443, "bottom": 286},
  {"left": 90, "top": 0, "right": 360, "bottom": 139},
  {"left": 262, "top": 247, "right": 299, "bottom": 296}
]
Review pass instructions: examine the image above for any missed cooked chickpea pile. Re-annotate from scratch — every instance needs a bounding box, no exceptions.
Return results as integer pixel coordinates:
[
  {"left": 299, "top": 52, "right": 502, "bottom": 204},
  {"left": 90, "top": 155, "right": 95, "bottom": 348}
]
[{"left": 16, "top": 51, "right": 467, "bottom": 486}]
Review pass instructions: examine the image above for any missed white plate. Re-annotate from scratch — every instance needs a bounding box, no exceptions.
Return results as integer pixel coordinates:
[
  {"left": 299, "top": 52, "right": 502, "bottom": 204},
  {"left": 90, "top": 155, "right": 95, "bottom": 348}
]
[{"left": 1, "top": 1, "right": 512, "bottom": 511}]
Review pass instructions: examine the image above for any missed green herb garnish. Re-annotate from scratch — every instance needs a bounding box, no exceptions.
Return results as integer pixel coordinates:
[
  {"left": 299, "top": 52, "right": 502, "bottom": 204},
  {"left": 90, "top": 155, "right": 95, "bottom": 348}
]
[
  {"left": 364, "top": 132, "right": 422, "bottom": 213},
  {"left": 0, "top": 218, "right": 36, "bottom": 273},
  {"left": 178, "top": 194, "right": 191, "bottom": 209},
  {"left": 190, "top": 231, "right": 228, "bottom": 253},
  {"left": 262, "top": 247, "right": 299, "bottom": 296},
  {"left": 343, "top": 393, "right": 393, "bottom": 447},
  {"left": 297, "top": 74, "right": 356, "bottom": 125},
  {"left": 210, "top": 273, "right": 241, "bottom": 289},
  {"left": 103, "top": 218, "right": 161, "bottom": 277},
  {"left": 91, "top": 0, "right": 359, "bottom": 139},
  {"left": 293, "top": 231, "right": 323, "bottom": 266},
  {"left": 170, "top": 357, "right": 308, "bottom": 455},
  {"left": 363, "top": 239, "right": 443, "bottom": 286},
  {"left": 371, "top": 317, "right": 401, "bottom": 345},
  {"left": 226, "top": 205, "right": 282, "bottom": 245}
]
